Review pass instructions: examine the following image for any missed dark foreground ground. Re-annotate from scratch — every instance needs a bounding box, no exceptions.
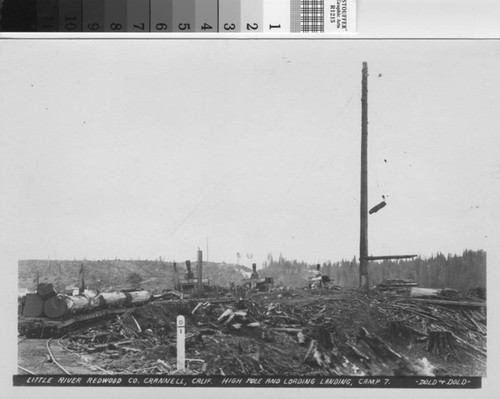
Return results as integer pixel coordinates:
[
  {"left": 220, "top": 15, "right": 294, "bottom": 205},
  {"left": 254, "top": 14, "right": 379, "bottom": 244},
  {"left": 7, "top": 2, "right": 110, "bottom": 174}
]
[{"left": 18, "top": 287, "right": 486, "bottom": 376}]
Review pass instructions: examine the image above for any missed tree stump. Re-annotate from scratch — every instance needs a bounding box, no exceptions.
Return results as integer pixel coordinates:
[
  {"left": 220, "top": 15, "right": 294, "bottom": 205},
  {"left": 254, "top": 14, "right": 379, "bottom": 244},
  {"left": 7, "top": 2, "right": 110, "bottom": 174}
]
[{"left": 426, "top": 330, "right": 455, "bottom": 356}]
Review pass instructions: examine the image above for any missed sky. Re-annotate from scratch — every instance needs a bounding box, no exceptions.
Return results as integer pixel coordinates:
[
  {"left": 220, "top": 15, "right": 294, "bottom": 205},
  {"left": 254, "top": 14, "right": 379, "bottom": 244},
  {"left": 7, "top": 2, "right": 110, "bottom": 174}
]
[{"left": 1, "top": 40, "right": 499, "bottom": 268}]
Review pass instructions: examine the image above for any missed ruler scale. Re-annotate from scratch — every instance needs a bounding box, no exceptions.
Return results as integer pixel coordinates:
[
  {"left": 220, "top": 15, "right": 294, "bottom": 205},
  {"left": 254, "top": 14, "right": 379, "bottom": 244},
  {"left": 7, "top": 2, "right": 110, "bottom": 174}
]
[{"left": 0, "top": 0, "right": 356, "bottom": 33}]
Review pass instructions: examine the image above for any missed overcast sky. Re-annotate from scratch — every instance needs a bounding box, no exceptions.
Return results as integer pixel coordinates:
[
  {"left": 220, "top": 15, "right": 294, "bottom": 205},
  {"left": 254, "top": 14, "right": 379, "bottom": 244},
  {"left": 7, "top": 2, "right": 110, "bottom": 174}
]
[{"left": 1, "top": 40, "right": 499, "bottom": 267}]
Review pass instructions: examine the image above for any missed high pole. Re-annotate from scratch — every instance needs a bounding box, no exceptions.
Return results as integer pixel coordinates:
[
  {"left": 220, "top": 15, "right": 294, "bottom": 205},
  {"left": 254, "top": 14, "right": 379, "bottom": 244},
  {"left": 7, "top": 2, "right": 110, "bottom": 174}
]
[
  {"left": 360, "top": 62, "right": 369, "bottom": 290},
  {"left": 357, "top": 62, "right": 417, "bottom": 285}
]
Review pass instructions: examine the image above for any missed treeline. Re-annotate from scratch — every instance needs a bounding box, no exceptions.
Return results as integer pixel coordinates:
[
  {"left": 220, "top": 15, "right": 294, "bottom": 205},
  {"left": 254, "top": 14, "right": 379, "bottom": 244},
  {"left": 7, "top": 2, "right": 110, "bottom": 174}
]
[{"left": 261, "top": 250, "right": 486, "bottom": 292}]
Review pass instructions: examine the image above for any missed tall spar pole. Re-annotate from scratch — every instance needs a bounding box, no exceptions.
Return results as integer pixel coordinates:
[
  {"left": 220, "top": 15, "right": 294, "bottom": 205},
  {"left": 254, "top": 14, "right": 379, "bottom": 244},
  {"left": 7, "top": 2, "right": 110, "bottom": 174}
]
[{"left": 359, "top": 62, "right": 369, "bottom": 290}]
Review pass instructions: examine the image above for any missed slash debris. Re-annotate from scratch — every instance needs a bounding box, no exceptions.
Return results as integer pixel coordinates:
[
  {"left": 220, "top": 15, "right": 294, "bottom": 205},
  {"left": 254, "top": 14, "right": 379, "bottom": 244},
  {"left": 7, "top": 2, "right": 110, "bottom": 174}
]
[{"left": 55, "top": 286, "right": 486, "bottom": 376}]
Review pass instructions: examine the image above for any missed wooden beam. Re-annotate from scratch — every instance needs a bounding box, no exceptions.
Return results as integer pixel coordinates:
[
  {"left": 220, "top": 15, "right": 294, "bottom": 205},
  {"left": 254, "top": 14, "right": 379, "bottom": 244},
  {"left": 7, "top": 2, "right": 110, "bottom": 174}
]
[
  {"left": 369, "top": 200, "right": 387, "bottom": 214},
  {"left": 365, "top": 255, "right": 418, "bottom": 261}
]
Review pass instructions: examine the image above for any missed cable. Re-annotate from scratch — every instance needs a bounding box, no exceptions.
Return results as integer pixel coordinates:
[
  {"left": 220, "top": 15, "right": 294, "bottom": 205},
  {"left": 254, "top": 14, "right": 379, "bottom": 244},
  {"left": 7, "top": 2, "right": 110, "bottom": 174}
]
[
  {"left": 17, "top": 365, "right": 35, "bottom": 375},
  {"left": 168, "top": 176, "right": 227, "bottom": 238},
  {"left": 46, "top": 338, "right": 71, "bottom": 375}
]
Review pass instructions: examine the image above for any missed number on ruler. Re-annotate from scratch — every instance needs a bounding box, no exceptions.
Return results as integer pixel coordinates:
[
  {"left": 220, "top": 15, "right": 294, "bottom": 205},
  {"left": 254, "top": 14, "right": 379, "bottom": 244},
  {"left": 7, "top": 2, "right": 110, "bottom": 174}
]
[
  {"left": 224, "top": 23, "right": 236, "bottom": 31},
  {"left": 269, "top": 24, "right": 281, "bottom": 30},
  {"left": 88, "top": 23, "right": 100, "bottom": 31},
  {"left": 201, "top": 23, "right": 213, "bottom": 31},
  {"left": 246, "top": 23, "right": 258, "bottom": 31},
  {"left": 155, "top": 23, "right": 168, "bottom": 31},
  {"left": 110, "top": 23, "right": 123, "bottom": 31},
  {"left": 133, "top": 23, "right": 145, "bottom": 31},
  {"left": 64, "top": 16, "right": 77, "bottom": 31},
  {"left": 178, "top": 23, "right": 191, "bottom": 31}
]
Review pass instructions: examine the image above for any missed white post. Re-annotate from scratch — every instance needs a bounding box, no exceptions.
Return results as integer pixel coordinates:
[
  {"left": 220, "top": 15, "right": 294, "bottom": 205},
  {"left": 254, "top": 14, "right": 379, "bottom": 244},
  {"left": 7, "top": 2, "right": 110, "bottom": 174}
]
[{"left": 176, "top": 315, "right": 185, "bottom": 371}]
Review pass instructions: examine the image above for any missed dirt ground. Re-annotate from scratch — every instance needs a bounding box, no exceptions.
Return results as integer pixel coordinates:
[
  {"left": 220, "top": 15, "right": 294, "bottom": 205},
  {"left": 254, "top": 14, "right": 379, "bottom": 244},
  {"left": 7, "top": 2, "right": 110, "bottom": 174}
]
[{"left": 18, "top": 338, "right": 102, "bottom": 374}]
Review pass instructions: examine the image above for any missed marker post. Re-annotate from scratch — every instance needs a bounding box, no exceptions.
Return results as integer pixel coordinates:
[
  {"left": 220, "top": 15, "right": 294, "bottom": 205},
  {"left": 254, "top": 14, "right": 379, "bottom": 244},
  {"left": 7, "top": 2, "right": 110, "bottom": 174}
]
[{"left": 176, "top": 315, "right": 185, "bottom": 371}]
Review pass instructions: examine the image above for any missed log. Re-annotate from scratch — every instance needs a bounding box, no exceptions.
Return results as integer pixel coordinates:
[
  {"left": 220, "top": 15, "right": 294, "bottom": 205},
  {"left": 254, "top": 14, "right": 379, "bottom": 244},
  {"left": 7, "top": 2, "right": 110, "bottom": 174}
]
[
  {"left": 378, "top": 279, "right": 419, "bottom": 287},
  {"left": 369, "top": 200, "right": 386, "bottom": 214},
  {"left": 95, "top": 292, "right": 127, "bottom": 308},
  {"left": 403, "top": 298, "right": 486, "bottom": 307},
  {"left": 22, "top": 294, "right": 44, "bottom": 317},
  {"left": 451, "top": 333, "right": 486, "bottom": 356},
  {"left": 36, "top": 283, "right": 57, "bottom": 299},
  {"left": 365, "top": 255, "right": 418, "bottom": 261},
  {"left": 410, "top": 287, "right": 442, "bottom": 297},
  {"left": 44, "top": 294, "right": 99, "bottom": 319},
  {"left": 124, "top": 290, "right": 151, "bottom": 306}
]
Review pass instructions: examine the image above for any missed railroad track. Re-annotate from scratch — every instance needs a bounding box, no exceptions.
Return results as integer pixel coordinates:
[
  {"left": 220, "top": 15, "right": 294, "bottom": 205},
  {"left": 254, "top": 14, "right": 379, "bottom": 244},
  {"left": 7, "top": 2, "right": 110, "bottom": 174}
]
[{"left": 17, "top": 336, "right": 103, "bottom": 375}]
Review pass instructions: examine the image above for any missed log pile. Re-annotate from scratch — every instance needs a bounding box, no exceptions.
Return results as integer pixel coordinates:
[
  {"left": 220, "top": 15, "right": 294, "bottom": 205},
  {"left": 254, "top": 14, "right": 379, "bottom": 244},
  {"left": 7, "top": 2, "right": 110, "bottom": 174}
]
[{"left": 20, "top": 284, "right": 153, "bottom": 319}]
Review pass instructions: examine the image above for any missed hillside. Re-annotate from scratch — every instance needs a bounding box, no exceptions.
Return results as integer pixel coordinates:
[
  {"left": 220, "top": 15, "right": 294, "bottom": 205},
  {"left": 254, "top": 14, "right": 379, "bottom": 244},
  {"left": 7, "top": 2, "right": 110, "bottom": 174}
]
[
  {"left": 18, "top": 249, "right": 486, "bottom": 295},
  {"left": 18, "top": 259, "right": 252, "bottom": 293}
]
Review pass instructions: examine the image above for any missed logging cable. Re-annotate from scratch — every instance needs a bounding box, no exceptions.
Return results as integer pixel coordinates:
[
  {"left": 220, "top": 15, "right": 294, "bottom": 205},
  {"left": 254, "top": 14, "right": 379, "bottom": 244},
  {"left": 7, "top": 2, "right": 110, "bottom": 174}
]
[
  {"left": 168, "top": 175, "right": 228, "bottom": 238},
  {"left": 57, "top": 336, "right": 114, "bottom": 374},
  {"left": 17, "top": 365, "right": 35, "bottom": 375},
  {"left": 46, "top": 338, "right": 71, "bottom": 375}
]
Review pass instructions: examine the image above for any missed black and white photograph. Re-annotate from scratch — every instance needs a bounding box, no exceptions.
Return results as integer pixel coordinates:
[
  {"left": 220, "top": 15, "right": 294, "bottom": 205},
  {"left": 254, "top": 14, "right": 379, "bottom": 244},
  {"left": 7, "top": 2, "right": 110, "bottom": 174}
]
[{"left": 1, "top": 37, "right": 498, "bottom": 393}]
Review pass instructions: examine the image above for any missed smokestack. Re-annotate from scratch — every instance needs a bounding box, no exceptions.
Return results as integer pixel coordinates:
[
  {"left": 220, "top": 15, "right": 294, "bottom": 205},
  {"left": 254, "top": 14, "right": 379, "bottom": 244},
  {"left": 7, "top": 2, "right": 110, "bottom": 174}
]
[
  {"left": 251, "top": 263, "right": 259, "bottom": 279},
  {"left": 173, "top": 262, "right": 180, "bottom": 290},
  {"left": 197, "top": 250, "right": 203, "bottom": 294},
  {"left": 79, "top": 264, "right": 85, "bottom": 294},
  {"left": 185, "top": 260, "right": 194, "bottom": 280}
]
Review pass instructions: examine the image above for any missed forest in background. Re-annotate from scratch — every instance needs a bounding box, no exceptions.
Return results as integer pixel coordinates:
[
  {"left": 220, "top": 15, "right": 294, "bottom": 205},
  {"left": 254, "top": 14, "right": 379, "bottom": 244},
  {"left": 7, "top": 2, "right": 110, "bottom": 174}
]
[
  {"left": 261, "top": 250, "right": 486, "bottom": 293},
  {"left": 19, "top": 250, "right": 485, "bottom": 294}
]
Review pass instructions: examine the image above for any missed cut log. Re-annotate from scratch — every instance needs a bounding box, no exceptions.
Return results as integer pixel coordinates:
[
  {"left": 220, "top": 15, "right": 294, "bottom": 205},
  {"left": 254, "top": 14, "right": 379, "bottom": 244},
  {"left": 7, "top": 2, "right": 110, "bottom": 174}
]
[
  {"left": 410, "top": 287, "right": 442, "bottom": 297},
  {"left": 22, "top": 294, "right": 44, "bottom": 317},
  {"left": 404, "top": 298, "right": 486, "bottom": 307},
  {"left": 124, "top": 290, "right": 151, "bottom": 306},
  {"left": 36, "top": 283, "right": 57, "bottom": 299},
  {"left": 378, "top": 279, "right": 418, "bottom": 287},
  {"left": 44, "top": 294, "right": 99, "bottom": 319},
  {"left": 95, "top": 292, "right": 127, "bottom": 308}
]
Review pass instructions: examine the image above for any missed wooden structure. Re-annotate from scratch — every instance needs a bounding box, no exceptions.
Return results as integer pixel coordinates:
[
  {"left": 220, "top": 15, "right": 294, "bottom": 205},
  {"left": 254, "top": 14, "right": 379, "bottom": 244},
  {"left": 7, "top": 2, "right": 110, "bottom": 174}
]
[
  {"left": 358, "top": 62, "right": 417, "bottom": 289},
  {"left": 173, "top": 252, "right": 211, "bottom": 293}
]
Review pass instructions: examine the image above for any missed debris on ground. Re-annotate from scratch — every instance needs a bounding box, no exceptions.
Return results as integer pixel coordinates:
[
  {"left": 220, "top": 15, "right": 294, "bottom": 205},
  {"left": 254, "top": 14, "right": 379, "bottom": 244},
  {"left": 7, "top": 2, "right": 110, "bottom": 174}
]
[{"left": 54, "top": 286, "right": 486, "bottom": 376}]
